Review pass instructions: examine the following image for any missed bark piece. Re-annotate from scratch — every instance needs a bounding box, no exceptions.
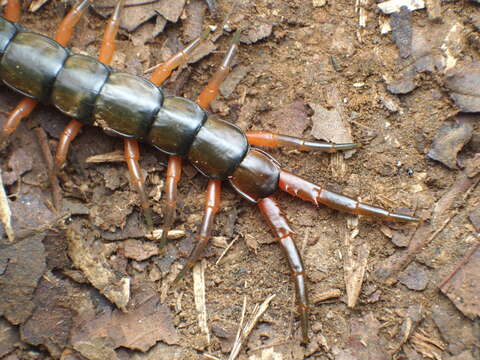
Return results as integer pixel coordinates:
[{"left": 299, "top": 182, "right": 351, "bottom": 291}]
[
  {"left": 67, "top": 222, "right": 130, "bottom": 311},
  {"left": 469, "top": 207, "right": 480, "bottom": 232},
  {"left": 242, "top": 24, "right": 273, "bottom": 44},
  {"left": 264, "top": 100, "right": 310, "bottom": 138},
  {"left": 427, "top": 117, "right": 474, "bottom": 169},
  {"left": 119, "top": 239, "right": 159, "bottom": 261},
  {"left": 0, "top": 318, "right": 19, "bottom": 357},
  {"left": 445, "top": 62, "right": 480, "bottom": 112},
  {"left": 431, "top": 303, "right": 479, "bottom": 355},
  {"left": 71, "top": 294, "right": 179, "bottom": 356},
  {"left": 425, "top": 0, "right": 442, "bottom": 21},
  {"left": 398, "top": 262, "right": 429, "bottom": 291},
  {"left": 220, "top": 65, "right": 249, "bottom": 98},
  {"left": 439, "top": 243, "right": 480, "bottom": 320},
  {"left": 89, "top": 191, "right": 134, "bottom": 232},
  {"left": 376, "top": 171, "right": 478, "bottom": 284},
  {"left": 0, "top": 237, "right": 46, "bottom": 324},
  {"left": 390, "top": 7, "right": 412, "bottom": 58},
  {"left": 21, "top": 275, "right": 77, "bottom": 358},
  {"left": 94, "top": 0, "right": 186, "bottom": 32},
  {"left": 386, "top": 67, "right": 416, "bottom": 94},
  {"left": 183, "top": 0, "right": 207, "bottom": 42},
  {"left": 334, "top": 313, "right": 389, "bottom": 360},
  {"left": 2, "top": 148, "right": 33, "bottom": 186},
  {"left": 310, "top": 103, "right": 353, "bottom": 144}
]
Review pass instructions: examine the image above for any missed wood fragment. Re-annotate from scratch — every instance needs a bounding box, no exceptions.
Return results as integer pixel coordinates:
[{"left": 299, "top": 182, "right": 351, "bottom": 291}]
[
  {"left": 425, "top": 0, "right": 441, "bottom": 21},
  {"left": 229, "top": 294, "right": 276, "bottom": 360},
  {"left": 28, "top": 0, "right": 49, "bottom": 12},
  {"left": 86, "top": 150, "right": 125, "bottom": 163},
  {"left": 193, "top": 259, "right": 210, "bottom": 345},
  {"left": 216, "top": 235, "right": 239, "bottom": 265},
  {"left": 377, "top": 0, "right": 425, "bottom": 15},
  {"left": 146, "top": 229, "right": 186, "bottom": 241},
  {"left": 377, "top": 172, "right": 479, "bottom": 284},
  {"left": 0, "top": 168, "right": 14, "bottom": 242},
  {"left": 34, "top": 127, "right": 62, "bottom": 210},
  {"left": 343, "top": 216, "right": 369, "bottom": 308},
  {"left": 312, "top": 289, "right": 342, "bottom": 304}
]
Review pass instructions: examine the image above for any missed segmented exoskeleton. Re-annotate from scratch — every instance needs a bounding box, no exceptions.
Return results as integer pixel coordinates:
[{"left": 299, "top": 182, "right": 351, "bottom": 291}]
[{"left": 0, "top": 0, "right": 419, "bottom": 343}]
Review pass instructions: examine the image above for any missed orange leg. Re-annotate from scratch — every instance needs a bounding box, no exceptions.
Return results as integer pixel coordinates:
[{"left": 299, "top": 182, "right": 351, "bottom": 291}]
[
  {"left": 196, "top": 30, "right": 240, "bottom": 109},
  {"left": 4, "top": 0, "right": 20, "bottom": 22},
  {"left": 150, "top": 29, "right": 209, "bottom": 86},
  {"left": 125, "top": 138, "right": 153, "bottom": 229},
  {"left": 54, "top": 0, "right": 91, "bottom": 47},
  {"left": 54, "top": 0, "right": 124, "bottom": 174},
  {"left": 246, "top": 131, "right": 359, "bottom": 152},
  {"left": 0, "top": 0, "right": 90, "bottom": 145},
  {"left": 174, "top": 180, "right": 221, "bottom": 282},
  {"left": 159, "top": 155, "right": 182, "bottom": 245},
  {"left": 258, "top": 196, "right": 309, "bottom": 343},
  {"left": 279, "top": 169, "right": 419, "bottom": 222}
]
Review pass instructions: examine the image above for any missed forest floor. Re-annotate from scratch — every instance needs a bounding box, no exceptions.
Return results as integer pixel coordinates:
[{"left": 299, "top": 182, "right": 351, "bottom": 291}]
[{"left": 0, "top": 0, "right": 478, "bottom": 359}]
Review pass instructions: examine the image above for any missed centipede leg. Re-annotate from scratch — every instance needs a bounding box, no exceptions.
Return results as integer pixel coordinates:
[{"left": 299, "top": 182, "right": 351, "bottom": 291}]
[
  {"left": 279, "top": 169, "right": 419, "bottom": 222},
  {"left": 196, "top": 30, "right": 240, "bottom": 109},
  {"left": 0, "top": 0, "right": 90, "bottom": 146},
  {"left": 175, "top": 180, "right": 221, "bottom": 282},
  {"left": 4, "top": 0, "right": 20, "bottom": 22},
  {"left": 157, "top": 155, "right": 181, "bottom": 246},
  {"left": 246, "top": 132, "right": 359, "bottom": 152},
  {"left": 125, "top": 138, "right": 153, "bottom": 229},
  {"left": 258, "top": 196, "right": 309, "bottom": 343},
  {"left": 54, "top": 0, "right": 123, "bottom": 175}
]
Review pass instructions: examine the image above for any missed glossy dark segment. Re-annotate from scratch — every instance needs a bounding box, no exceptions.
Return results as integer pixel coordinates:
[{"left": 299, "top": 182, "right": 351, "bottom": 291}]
[
  {"left": 52, "top": 54, "right": 110, "bottom": 122},
  {"left": 229, "top": 149, "right": 280, "bottom": 202},
  {"left": 188, "top": 115, "right": 248, "bottom": 180},
  {"left": 0, "top": 17, "right": 17, "bottom": 56},
  {"left": 0, "top": 32, "right": 68, "bottom": 101},
  {"left": 148, "top": 96, "right": 206, "bottom": 155},
  {"left": 94, "top": 72, "right": 163, "bottom": 139}
]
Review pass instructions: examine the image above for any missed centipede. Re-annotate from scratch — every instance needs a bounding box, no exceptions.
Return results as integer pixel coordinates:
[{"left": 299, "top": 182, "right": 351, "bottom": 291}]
[{"left": 0, "top": 0, "right": 419, "bottom": 344}]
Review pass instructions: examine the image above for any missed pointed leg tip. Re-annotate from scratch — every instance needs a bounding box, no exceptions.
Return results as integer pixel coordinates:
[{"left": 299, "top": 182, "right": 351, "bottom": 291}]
[
  {"left": 390, "top": 213, "right": 421, "bottom": 222},
  {"left": 143, "top": 208, "right": 154, "bottom": 231},
  {"left": 157, "top": 225, "right": 171, "bottom": 247},
  {"left": 173, "top": 267, "right": 188, "bottom": 284}
]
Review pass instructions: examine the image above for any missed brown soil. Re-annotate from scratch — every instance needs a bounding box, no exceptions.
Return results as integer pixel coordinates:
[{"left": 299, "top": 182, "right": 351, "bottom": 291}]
[{"left": 0, "top": 1, "right": 478, "bottom": 359}]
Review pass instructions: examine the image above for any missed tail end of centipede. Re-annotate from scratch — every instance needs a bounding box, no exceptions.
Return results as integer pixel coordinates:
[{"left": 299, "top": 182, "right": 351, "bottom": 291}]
[{"left": 278, "top": 169, "right": 420, "bottom": 222}]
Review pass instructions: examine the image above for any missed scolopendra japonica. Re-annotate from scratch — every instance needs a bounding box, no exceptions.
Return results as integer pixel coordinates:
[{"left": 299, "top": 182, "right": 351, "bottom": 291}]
[{"left": 0, "top": 0, "right": 420, "bottom": 346}]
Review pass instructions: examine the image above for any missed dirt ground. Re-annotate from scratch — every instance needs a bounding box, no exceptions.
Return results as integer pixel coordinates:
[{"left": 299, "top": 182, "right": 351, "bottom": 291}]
[{"left": 0, "top": 0, "right": 479, "bottom": 359}]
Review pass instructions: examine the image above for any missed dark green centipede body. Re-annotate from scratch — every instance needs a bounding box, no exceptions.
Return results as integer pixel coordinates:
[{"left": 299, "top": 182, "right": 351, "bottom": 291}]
[{"left": 0, "top": 16, "right": 280, "bottom": 200}]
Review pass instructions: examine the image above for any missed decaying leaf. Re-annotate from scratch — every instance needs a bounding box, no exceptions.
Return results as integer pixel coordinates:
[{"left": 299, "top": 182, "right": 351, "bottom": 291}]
[{"left": 445, "top": 62, "right": 480, "bottom": 112}]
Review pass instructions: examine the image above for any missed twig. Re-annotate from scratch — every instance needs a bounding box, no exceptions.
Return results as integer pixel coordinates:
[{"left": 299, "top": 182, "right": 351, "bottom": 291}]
[
  {"left": 15, "top": 212, "right": 71, "bottom": 240},
  {"left": 34, "top": 127, "right": 62, "bottom": 210},
  {"left": 193, "top": 259, "right": 210, "bottom": 345},
  {"left": 438, "top": 240, "right": 480, "bottom": 290},
  {"left": 86, "top": 150, "right": 125, "bottom": 163},
  {"left": 228, "top": 294, "right": 276, "bottom": 360},
  {"left": 0, "top": 167, "right": 14, "bottom": 242},
  {"left": 216, "top": 235, "right": 239, "bottom": 265}
]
